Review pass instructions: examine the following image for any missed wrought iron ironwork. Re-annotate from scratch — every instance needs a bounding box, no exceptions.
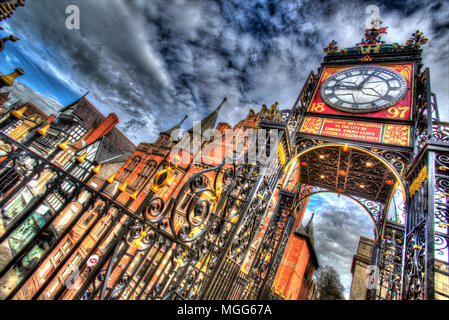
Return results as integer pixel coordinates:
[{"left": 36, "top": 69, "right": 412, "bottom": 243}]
[
  {"left": 240, "top": 189, "right": 296, "bottom": 300},
  {"left": 0, "top": 131, "right": 186, "bottom": 300},
  {"left": 198, "top": 131, "right": 287, "bottom": 300},
  {"left": 372, "top": 222, "right": 404, "bottom": 300},
  {"left": 0, "top": 100, "right": 292, "bottom": 301},
  {"left": 401, "top": 64, "right": 449, "bottom": 300}
]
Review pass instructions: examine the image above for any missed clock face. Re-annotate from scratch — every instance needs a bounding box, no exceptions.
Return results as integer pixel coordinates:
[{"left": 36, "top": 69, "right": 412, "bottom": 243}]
[{"left": 319, "top": 66, "right": 408, "bottom": 114}]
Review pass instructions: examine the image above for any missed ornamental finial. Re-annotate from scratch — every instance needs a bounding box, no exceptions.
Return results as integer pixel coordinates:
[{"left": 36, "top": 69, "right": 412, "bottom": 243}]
[
  {"left": 323, "top": 40, "right": 339, "bottom": 55},
  {"left": 0, "top": 34, "right": 20, "bottom": 52},
  {"left": 0, "top": 67, "right": 24, "bottom": 87},
  {"left": 358, "top": 18, "right": 388, "bottom": 47},
  {"left": 405, "top": 30, "right": 429, "bottom": 48}
]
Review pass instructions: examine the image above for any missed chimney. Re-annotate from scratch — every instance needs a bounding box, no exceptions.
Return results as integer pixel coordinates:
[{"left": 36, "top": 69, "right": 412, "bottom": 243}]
[
  {"left": 216, "top": 122, "right": 231, "bottom": 135},
  {"left": 82, "top": 113, "right": 119, "bottom": 145}
]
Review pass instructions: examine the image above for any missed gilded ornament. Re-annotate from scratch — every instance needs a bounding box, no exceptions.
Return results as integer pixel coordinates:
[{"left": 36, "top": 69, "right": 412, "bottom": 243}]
[
  {"left": 405, "top": 30, "right": 429, "bottom": 48},
  {"left": 0, "top": 68, "right": 24, "bottom": 87},
  {"left": 323, "top": 40, "right": 338, "bottom": 55},
  {"left": 409, "top": 165, "right": 428, "bottom": 197}
]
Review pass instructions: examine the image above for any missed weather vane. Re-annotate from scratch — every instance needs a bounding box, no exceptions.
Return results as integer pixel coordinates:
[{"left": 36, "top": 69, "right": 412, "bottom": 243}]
[{"left": 358, "top": 18, "right": 388, "bottom": 47}]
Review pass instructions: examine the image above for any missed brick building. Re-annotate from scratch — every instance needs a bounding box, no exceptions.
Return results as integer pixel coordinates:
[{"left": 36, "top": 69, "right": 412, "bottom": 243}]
[
  {"left": 0, "top": 96, "right": 135, "bottom": 299},
  {"left": 271, "top": 212, "right": 319, "bottom": 300},
  {"left": 0, "top": 92, "right": 318, "bottom": 300}
]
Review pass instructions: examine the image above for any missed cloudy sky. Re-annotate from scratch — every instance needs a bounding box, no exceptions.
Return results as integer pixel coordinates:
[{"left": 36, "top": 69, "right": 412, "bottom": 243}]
[
  {"left": 0, "top": 0, "right": 447, "bottom": 300},
  {"left": 0, "top": 0, "right": 447, "bottom": 144},
  {"left": 303, "top": 194, "right": 375, "bottom": 298}
]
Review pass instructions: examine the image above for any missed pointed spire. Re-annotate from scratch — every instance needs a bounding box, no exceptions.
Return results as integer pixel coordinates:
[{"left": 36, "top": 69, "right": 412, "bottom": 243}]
[
  {"left": 162, "top": 114, "right": 188, "bottom": 137},
  {"left": 295, "top": 212, "right": 315, "bottom": 243},
  {"left": 305, "top": 212, "right": 315, "bottom": 245},
  {"left": 76, "top": 152, "right": 88, "bottom": 163},
  {"left": 36, "top": 123, "right": 50, "bottom": 136},
  {"left": 57, "top": 138, "right": 70, "bottom": 150},
  {"left": 306, "top": 212, "right": 314, "bottom": 228},
  {"left": 91, "top": 163, "right": 102, "bottom": 175},
  {"left": 187, "top": 97, "right": 227, "bottom": 135},
  {"left": 60, "top": 92, "right": 89, "bottom": 113}
]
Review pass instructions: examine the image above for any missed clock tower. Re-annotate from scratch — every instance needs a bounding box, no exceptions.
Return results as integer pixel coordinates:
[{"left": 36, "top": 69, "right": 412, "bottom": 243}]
[
  {"left": 250, "top": 20, "right": 448, "bottom": 300},
  {"left": 300, "top": 20, "right": 418, "bottom": 150}
]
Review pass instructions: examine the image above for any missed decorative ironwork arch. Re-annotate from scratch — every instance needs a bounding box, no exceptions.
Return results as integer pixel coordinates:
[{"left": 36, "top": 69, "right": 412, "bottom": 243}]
[
  {"left": 284, "top": 141, "right": 408, "bottom": 240},
  {"left": 285, "top": 142, "right": 407, "bottom": 196}
]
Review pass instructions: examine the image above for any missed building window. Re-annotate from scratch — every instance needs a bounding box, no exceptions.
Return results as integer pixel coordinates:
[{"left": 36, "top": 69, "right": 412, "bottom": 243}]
[
  {"left": 94, "top": 215, "right": 111, "bottom": 238},
  {"left": 34, "top": 120, "right": 88, "bottom": 151},
  {"left": 133, "top": 160, "right": 157, "bottom": 189},
  {"left": 48, "top": 239, "right": 72, "bottom": 272},
  {"left": 61, "top": 265, "right": 73, "bottom": 280},
  {"left": 0, "top": 167, "right": 20, "bottom": 196},
  {"left": 3, "top": 118, "right": 24, "bottom": 134},
  {"left": 137, "top": 260, "right": 151, "bottom": 280},
  {"left": 39, "top": 261, "right": 55, "bottom": 281},
  {"left": 95, "top": 222, "right": 107, "bottom": 237},
  {"left": 62, "top": 240, "right": 73, "bottom": 253},
  {"left": 82, "top": 213, "right": 95, "bottom": 226},
  {"left": 4, "top": 187, "right": 33, "bottom": 220},
  {"left": 69, "top": 159, "right": 94, "bottom": 182},
  {"left": 54, "top": 205, "right": 78, "bottom": 233},
  {"left": 47, "top": 279, "right": 61, "bottom": 298},
  {"left": 35, "top": 118, "right": 68, "bottom": 149},
  {"left": 61, "top": 253, "right": 82, "bottom": 282},
  {"left": 47, "top": 193, "right": 64, "bottom": 211},
  {"left": 117, "top": 156, "right": 141, "bottom": 182},
  {"left": 68, "top": 123, "right": 88, "bottom": 143},
  {"left": 303, "top": 260, "right": 314, "bottom": 288},
  {"left": 53, "top": 250, "right": 64, "bottom": 266},
  {"left": 72, "top": 254, "right": 82, "bottom": 266}
]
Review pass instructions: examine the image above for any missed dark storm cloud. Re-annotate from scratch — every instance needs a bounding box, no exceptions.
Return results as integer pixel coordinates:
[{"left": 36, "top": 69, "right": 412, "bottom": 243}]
[{"left": 3, "top": 0, "right": 448, "bottom": 145}]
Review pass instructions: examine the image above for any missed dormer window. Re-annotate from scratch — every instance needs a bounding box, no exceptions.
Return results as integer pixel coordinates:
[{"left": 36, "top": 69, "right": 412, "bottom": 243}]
[{"left": 160, "top": 137, "right": 168, "bottom": 145}]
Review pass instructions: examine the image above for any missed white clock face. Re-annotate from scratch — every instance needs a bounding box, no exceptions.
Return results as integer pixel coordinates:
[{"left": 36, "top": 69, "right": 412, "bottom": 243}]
[{"left": 319, "top": 66, "right": 408, "bottom": 113}]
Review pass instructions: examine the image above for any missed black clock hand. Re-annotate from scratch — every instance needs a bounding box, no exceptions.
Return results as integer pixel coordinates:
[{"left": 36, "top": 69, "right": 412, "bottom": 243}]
[
  {"left": 334, "top": 81, "right": 360, "bottom": 89},
  {"left": 334, "top": 86, "right": 360, "bottom": 90},
  {"left": 358, "top": 74, "right": 373, "bottom": 89},
  {"left": 336, "top": 80, "right": 357, "bottom": 86},
  {"left": 363, "top": 87, "right": 382, "bottom": 97},
  {"left": 363, "top": 92, "right": 382, "bottom": 98}
]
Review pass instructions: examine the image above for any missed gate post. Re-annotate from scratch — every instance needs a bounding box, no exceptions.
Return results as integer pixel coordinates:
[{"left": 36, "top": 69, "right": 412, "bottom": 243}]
[{"left": 402, "top": 143, "right": 449, "bottom": 299}]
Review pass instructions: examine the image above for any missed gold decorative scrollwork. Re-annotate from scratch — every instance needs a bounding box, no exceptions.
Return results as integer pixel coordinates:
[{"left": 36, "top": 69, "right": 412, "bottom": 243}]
[{"left": 409, "top": 165, "right": 428, "bottom": 197}]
